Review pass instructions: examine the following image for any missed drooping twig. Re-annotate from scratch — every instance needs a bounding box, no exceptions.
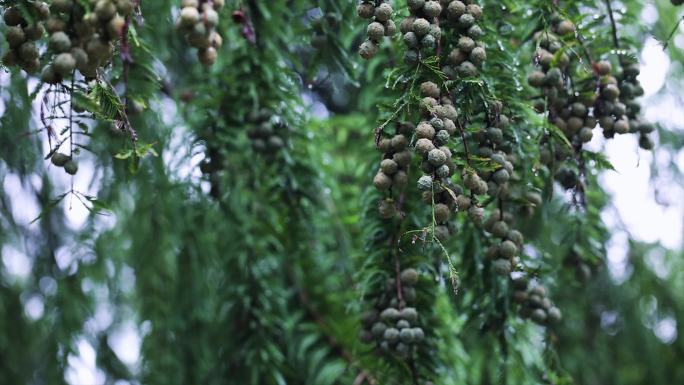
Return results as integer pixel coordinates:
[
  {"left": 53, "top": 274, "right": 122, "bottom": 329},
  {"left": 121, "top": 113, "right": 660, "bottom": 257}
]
[
  {"left": 603, "top": 0, "right": 621, "bottom": 49},
  {"left": 456, "top": 119, "right": 472, "bottom": 167},
  {"left": 118, "top": 0, "right": 141, "bottom": 142},
  {"left": 661, "top": 15, "right": 684, "bottom": 50}
]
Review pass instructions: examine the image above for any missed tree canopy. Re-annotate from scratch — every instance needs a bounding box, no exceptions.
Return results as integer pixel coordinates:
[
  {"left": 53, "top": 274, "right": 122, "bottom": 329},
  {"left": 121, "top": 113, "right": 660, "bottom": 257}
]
[{"left": 1, "top": 1, "right": 683, "bottom": 384}]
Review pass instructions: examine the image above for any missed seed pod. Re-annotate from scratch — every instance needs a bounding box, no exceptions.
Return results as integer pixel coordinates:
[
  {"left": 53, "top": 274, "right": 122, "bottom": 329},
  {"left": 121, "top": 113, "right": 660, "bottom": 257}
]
[
  {"left": 391, "top": 134, "right": 408, "bottom": 151},
  {"left": 416, "top": 138, "right": 435, "bottom": 156},
  {"left": 373, "top": 172, "right": 392, "bottom": 191},
  {"left": 499, "top": 240, "right": 518, "bottom": 258},
  {"left": 371, "top": 322, "right": 387, "bottom": 337},
  {"left": 64, "top": 160, "right": 79, "bottom": 175},
  {"left": 404, "top": 29, "right": 421, "bottom": 47},
  {"left": 557, "top": 20, "right": 575, "bottom": 35},
  {"left": 639, "top": 134, "right": 654, "bottom": 150},
  {"left": 493, "top": 259, "right": 512, "bottom": 275},
  {"left": 412, "top": 18, "right": 430, "bottom": 36},
  {"left": 3, "top": 7, "right": 24, "bottom": 26},
  {"left": 547, "top": 307, "right": 562, "bottom": 323},
  {"left": 602, "top": 84, "right": 620, "bottom": 100},
  {"left": 393, "top": 170, "right": 408, "bottom": 187},
  {"left": 41, "top": 65, "right": 61, "bottom": 84},
  {"left": 19, "top": 42, "right": 40, "bottom": 62},
  {"left": 417, "top": 175, "right": 433, "bottom": 191},
  {"left": 466, "top": 4, "right": 482, "bottom": 19},
  {"left": 400, "top": 268, "right": 419, "bottom": 286},
  {"left": 367, "top": 22, "right": 385, "bottom": 42},
  {"left": 456, "top": 195, "right": 471, "bottom": 211},
  {"left": 380, "top": 308, "right": 401, "bottom": 321},
  {"left": 491, "top": 221, "right": 509, "bottom": 238},
  {"left": 527, "top": 71, "right": 545, "bottom": 87},
  {"left": 579, "top": 127, "right": 594, "bottom": 143},
  {"left": 531, "top": 309, "right": 547, "bottom": 324},
  {"left": 359, "top": 40, "right": 379, "bottom": 59},
  {"left": 456, "top": 61, "right": 478, "bottom": 77},
  {"left": 493, "top": 169, "right": 510, "bottom": 184},
  {"left": 383, "top": 327, "right": 400, "bottom": 343},
  {"left": 513, "top": 291, "right": 528, "bottom": 303},
  {"left": 49, "top": 32, "right": 72, "bottom": 53},
  {"left": 427, "top": 148, "right": 447, "bottom": 166},
  {"left": 470, "top": 46, "right": 486, "bottom": 66},
  {"left": 408, "top": 0, "right": 426, "bottom": 12},
  {"left": 420, "top": 81, "right": 440, "bottom": 99},
  {"left": 380, "top": 159, "right": 399, "bottom": 175},
  {"left": 436, "top": 105, "right": 458, "bottom": 121},
  {"left": 399, "top": 328, "right": 415, "bottom": 343},
  {"left": 393, "top": 151, "right": 412, "bottom": 167},
  {"left": 434, "top": 203, "right": 450, "bottom": 223},
  {"left": 95, "top": 0, "right": 118, "bottom": 21},
  {"left": 596, "top": 60, "right": 612, "bottom": 76},
  {"left": 412, "top": 327, "right": 425, "bottom": 341},
  {"left": 54, "top": 53, "right": 77, "bottom": 76},
  {"left": 457, "top": 13, "right": 475, "bottom": 29},
  {"left": 421, "top": 34, "right": 436, "bottom": 53},
  {"left": 25, "top": 23, "right": 46, "bottom": 41},
  {"left": 423, "top": 1, "right": 442, "bottom": 18},
  {"left": 51, "top": 152, "right": 70, "bottom": 167},
  {"left": 403, "top": 287, "right": 417, "bottom": 302},
  {"left": 378, "top": 138, "right": 392, "bottom": 153},
  {"left": 434, "top": 225, "right": 450, "bottom": 241},
  {"left": 399, "top": 307, "right": 418, "bottom": 322},
  {"left": 374, "top": 3, "right": 393, "bottom": 22},
  {"left": 458, "top": 36, "right": 475, "bottom": 52},
  {"left": 198, "top": 47, "right": 217, "bottom": 66},
  {"left": 614, "top": 119, "right": 629, "bottom": 134},
  {"left": 357, "top": 3, "right": 375, "bottom": 19},
  {"left": 507, "top": 230, "right": 524, "bottom": 246},
  {"left": 436, "top": 164, "right": 450, "bottom": 178},
  {"left": 6, "top": 26, "right": 26, "bottom": 48},
  {"left": 378, "top": 199, "right": 397, "bottom": 219},
  {"left": 399, "top": 16, "right": 416, "bottom": 34},
  {"left": 416, "top": 122, "right": 436, "bottom": 140},
  {"left": 429, "top": 117, "right": 444, "bottom": 131}
]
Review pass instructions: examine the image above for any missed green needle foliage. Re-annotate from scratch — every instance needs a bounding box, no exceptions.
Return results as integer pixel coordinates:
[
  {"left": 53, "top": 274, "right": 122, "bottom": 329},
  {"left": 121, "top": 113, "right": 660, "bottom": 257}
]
[{"left": 1, "top": 1, "right": 683, "bottom": 384}]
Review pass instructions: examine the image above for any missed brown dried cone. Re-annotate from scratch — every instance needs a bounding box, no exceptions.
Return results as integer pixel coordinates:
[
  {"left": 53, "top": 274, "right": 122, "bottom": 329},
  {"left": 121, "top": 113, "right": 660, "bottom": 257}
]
[
  {"left": 413, "top": 81, "right": 467, "bottom": 241},
  {"left": 35, "top": 0, "right": 136, "bottom": 81},
  {"left": 470, "top": 103, "right": 518, "bottom": 199},
  {"left": 438, "top": 0, "right": 487, "bottom": 77},
  {"left": 357, "top": 1, "right": 396, "bottom": 59},
  {"left": 481, "top": 208, "right": 525, "bottom": 276},
  {"left": 399, "top": 0, "right": 445, "bottom": 65},
  {"left": 2, "top": 2, "right": 50, "bottom": 73},
  {"left": 615, "top": 58, "right": 655, "bottom": 150},
  {"left": 176, "top": 0, "right": 225, "bottom": 66},
  {"left": 245, "top": 108, "right": 289, "bottom": 154},
  {"left": 373, "top": 122, "right": 413, "bottom": 218},
  {"left": 359, "top": 268, "right": 425, "bottom": 360},
  {"left": 526, "top": 26, "right": 612, "bottom": 190},
  {"left": 511, "top": 276, "right": 562, "bottom": 326}
]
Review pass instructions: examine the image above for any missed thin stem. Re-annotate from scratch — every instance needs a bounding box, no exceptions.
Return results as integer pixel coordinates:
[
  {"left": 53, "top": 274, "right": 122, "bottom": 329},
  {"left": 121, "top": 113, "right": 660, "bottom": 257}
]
[
  {"left": 603, "top": 0, "right": 621, "bottom": 49},
  {"left": 662, "top": 16, "right": 684, "bottom": 50},
  {"left": 456, "top": 119, "right": 472, "bottom": 167},
  {"left": 575, "top": 32, "right": 596, "bottom": 68},
  {"left": 69, "top": 74, "right": 75, "bottom": 157}
]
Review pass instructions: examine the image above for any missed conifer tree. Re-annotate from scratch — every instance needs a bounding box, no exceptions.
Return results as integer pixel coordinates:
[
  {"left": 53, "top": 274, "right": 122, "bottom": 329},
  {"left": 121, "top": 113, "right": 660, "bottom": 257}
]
[{"left": 1, "top": 1, "right": 683, "bottom": 385}]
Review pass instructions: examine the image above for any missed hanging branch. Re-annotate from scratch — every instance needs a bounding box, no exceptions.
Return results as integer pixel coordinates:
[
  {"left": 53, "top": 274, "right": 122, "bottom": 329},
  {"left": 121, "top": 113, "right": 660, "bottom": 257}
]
[
  {"left": 118, "top": 0, "right": 141, "bottom": 142},
  {"left": 661, "top": 16, "right": 684, "bottom": 50},
  {"left": 603, "top": 0, "right": 621, "bottom": 49}
]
